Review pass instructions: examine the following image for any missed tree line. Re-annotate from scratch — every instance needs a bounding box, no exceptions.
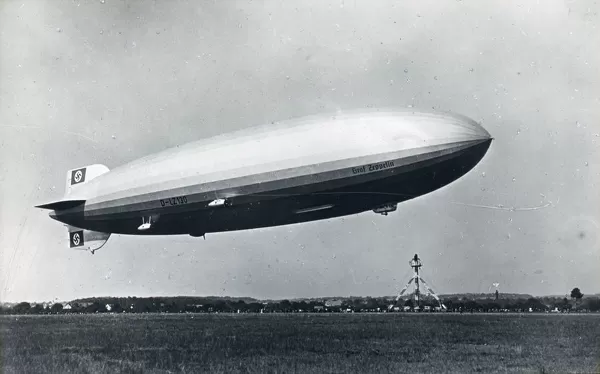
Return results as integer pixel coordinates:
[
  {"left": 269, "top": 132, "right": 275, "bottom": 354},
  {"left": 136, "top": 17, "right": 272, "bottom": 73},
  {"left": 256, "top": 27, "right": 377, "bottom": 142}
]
[{"left": 2, "top": 289, "right": 597, "bottom": 315}]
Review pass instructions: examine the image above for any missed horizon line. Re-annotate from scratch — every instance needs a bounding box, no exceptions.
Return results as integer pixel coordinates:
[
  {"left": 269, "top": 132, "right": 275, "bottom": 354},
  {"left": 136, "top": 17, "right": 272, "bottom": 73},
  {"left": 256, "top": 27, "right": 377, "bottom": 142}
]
[{"left": 3, "top": 291, "right": 598, "bottom": 305}]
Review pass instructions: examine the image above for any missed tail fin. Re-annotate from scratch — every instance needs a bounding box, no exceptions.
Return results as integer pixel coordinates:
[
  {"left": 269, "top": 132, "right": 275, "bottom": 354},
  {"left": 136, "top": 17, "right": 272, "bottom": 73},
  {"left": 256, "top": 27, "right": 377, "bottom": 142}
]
[
  {"left": 65, "top": 164, "right": 110, "bottom": 196},
  {"left": 35, "top": 164, "right": 109, "bottom": 211},
  {"left": 67, "top": 225, "right": 111, "bottom": 254}
]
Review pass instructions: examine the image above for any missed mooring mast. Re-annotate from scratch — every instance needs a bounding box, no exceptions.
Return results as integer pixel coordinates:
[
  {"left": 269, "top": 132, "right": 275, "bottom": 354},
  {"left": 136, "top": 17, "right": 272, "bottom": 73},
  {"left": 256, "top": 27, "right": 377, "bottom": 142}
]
[
  {"left": 394, "top": 254, "right": 446, "bottom": 310},
  {"left": 411, "top": 254, "right": 422, "bottom": 307},
  {"left": 488, "top": 282, "right": 500, "bottom": 300}
]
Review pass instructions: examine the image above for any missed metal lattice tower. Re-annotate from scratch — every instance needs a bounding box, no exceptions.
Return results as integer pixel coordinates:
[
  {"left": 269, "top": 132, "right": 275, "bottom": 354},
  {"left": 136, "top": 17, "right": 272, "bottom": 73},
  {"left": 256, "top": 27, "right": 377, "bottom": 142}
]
[{"left": 394, "top": 254, "right": 446, "bottom": 310}]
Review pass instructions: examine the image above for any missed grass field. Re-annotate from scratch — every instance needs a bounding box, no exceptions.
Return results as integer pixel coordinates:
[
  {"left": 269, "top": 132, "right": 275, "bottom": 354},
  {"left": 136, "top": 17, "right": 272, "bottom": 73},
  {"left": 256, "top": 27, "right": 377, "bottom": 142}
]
[{"left": 1, "top": 313, "right": 599, "bottom": 373}]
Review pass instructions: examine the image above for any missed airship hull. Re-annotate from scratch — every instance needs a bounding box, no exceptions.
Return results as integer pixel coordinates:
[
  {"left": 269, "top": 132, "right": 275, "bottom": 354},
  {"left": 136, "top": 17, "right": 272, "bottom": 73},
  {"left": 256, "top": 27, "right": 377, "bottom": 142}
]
[{"left": 39, "top": 109, "right": 492, "bottom": 245}]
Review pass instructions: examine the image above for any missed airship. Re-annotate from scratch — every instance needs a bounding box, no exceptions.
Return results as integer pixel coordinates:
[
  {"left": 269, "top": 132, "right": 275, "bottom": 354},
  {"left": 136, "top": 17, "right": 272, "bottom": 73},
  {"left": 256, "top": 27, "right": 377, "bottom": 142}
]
[{"left": 36, "top": 108, "right": 492, "bottom": 253}]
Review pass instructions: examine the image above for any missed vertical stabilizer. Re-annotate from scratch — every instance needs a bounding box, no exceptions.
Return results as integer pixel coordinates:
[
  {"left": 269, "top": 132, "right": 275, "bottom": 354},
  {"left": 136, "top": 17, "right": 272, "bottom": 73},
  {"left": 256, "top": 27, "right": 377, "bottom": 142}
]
[
  {"left": 66, "top": 225, "right": 111, "bottom": 254},
  {"left": 65, "top": 164, "right": 110, "bottom": 196}
]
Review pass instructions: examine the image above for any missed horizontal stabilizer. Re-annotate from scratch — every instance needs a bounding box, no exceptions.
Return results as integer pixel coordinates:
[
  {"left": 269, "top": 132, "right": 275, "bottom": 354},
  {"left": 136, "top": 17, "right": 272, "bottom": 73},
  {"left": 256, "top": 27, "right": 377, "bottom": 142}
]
[
  {"left": 66, "top": 225, "right": 110, "bottom": 254},
  {"left": 36, "top": 200, "right": 86, "bottom": 211}
]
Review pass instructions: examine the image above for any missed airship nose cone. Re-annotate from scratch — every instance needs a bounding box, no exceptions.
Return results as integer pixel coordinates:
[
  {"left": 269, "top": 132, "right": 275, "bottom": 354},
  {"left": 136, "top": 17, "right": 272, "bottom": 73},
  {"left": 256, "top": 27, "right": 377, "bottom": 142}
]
[
  {"left": 443, "top": 111, "right": 492, "bottom": 141},
  {"left": 388, "top": 109, "right": 493, "bottom": 147}
]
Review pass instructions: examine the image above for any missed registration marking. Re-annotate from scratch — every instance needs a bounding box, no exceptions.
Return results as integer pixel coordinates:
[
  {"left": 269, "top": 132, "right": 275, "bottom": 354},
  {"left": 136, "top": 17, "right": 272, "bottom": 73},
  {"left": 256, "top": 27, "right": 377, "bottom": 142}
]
[{"left": 160, "top": 196, "right": 188, "bottom": 207}]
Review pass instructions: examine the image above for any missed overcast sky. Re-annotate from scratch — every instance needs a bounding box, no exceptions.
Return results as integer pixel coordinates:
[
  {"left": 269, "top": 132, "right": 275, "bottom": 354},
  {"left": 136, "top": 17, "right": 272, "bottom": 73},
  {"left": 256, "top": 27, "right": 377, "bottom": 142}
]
[{"left": 1, "top": 0, "right": 599, "bottom": 303}]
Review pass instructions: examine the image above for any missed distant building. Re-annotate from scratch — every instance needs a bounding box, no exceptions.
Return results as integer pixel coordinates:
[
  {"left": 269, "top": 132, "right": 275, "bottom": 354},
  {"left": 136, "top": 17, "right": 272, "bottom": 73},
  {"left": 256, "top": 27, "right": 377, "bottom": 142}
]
[{"left": 325, "top": 300, "right": 343, "bottom": 307}]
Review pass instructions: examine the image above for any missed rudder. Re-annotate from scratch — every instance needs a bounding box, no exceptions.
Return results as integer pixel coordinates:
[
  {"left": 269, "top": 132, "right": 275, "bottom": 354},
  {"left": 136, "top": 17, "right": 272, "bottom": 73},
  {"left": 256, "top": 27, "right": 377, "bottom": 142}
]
[
  {"left": 67, "top": 225, "right": 111, "bottom": 254},
  {"left": 65, "top": 164, "right": 110, "bottom": 196}
]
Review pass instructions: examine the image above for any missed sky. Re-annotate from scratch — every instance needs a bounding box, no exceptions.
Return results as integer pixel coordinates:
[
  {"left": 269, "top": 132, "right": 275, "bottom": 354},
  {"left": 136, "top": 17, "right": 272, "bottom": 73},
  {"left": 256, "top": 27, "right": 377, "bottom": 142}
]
[{"left": 1, "top": 0, "right": 599, "bottom": 303}]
